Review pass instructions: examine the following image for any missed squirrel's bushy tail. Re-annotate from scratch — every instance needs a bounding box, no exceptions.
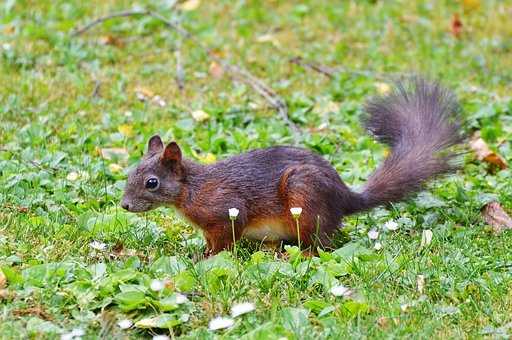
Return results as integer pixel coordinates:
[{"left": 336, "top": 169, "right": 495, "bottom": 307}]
[{"left": 354, "top": 77, "right": 464, "bottom": 212}]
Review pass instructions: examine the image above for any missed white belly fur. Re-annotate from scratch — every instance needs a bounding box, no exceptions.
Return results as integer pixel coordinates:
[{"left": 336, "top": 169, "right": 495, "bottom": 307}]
[{"left": 243, "top": 218, "right": 293, "bottom": 242}]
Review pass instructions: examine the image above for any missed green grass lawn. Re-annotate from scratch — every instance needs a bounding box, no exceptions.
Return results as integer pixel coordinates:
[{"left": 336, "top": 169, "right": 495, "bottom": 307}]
[{"left": 1, "top": 0, "right": 512, "bottom": 338}]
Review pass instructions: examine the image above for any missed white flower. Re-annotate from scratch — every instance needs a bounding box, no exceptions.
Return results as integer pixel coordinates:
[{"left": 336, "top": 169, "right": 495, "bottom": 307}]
[
  {"left": 420, "top": 229, "right": 433, "bottom": 247},
  {"left": 117, "top": 319, "right": 133, "bottom": 329},
  {"left": 175, "top": 293, "right": 188, "bottom": 304},
  {"left": 231, "top": 302, "right": 256, "bottom": 318},
  {"left": 416, "top": 275, "right": 425, "bottom": 294},
  {"left": 208, "top": 317, "right": 235, "bottom": 330},
  {"left": 290, "top": 207, "right": 302, "bottom": 218},
  {"left": 384, "top": 220, "right": 399, "bottom": 231},
  {"left": 367, "top": 229, "right": 379, "bottom": 240},
  {"left": 61, "top": 328, "right": 85, "bottom": 340},
  {"left": 89, "top": 241, "right": 107, "bottom": 251},
  {"left": 191, "top": 109, "right": 210, "bottom": 122},
  {"left": 228, "top": 208, "right": 239, "bottom": 219},
  {"left": 152, "top": 336, "right": 170, "bottom": 340},
  {"left": 374, "top": 242, "right": 383, "bottom": 251},
  {"left": 2, "top": 43, "right": 11, "bottom": 51},
  {"left": 66, "top": 171, "right": 79, "bottom": 181},
  {"left": 150, "top": 279, "right": 164, "bottom": 292},
  {"left": 330, "top": 284, "right": 352, "bottom": 297}
]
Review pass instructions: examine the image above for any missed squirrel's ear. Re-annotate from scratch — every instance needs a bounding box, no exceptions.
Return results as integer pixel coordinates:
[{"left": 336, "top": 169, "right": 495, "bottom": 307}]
[
  {"left": 147, "top": 135, "right": 164, "bottom": 154},
  {"left": 161, "top": 141, "right": 182, "bottom": 168}
]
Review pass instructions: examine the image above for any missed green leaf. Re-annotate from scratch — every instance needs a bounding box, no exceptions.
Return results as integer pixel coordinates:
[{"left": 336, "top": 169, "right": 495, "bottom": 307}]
[
  {"left": 174, "top": 270, "right": 196, "bottom": 292},
  {"left": 280, "top": 307, "right": 310, "bottom": 337},
  {"left": 114, "top": 291, "right": 147, "bottom": 311}
]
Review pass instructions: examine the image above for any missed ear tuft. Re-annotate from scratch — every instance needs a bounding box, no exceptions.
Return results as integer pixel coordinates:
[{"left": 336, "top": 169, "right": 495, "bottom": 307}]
[
  {"left": 148, "top": 135, "right": 164, "bottom": 154},
  {"left": 161, "top": 141, "right": 182, "bottom": 166}
]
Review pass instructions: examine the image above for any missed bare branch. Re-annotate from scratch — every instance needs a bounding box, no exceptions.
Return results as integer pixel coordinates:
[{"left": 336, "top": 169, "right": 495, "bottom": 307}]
[
  {"left": 72, "top": 10, "right": 150, "bottom": 36},
  {"left": 72, "top": 9, "right": 300, "bottom": 138}
]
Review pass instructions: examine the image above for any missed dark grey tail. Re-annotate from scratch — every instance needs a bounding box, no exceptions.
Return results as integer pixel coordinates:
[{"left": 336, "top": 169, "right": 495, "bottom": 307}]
[{"left": 355, "top": 77, "right": 464, "bottom": 211}]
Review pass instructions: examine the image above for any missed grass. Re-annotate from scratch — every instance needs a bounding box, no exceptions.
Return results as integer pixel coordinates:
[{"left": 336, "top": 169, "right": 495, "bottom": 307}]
[{"left": 1, "top": 0, "right": 512, "bottom": 338}]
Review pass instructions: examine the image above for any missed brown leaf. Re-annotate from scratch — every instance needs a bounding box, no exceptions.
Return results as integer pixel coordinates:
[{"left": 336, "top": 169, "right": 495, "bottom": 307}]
[
  {"left": 377, "top": 316, "right": 390, "bottom": 329},
  {"left": 0, "top": 269, "right": 6, "bottom": 288},
  {"left": 13, "top": 306, "right": 53, "bottom": 320},
  {"left": 179, "top": 0, "right": 201, "bottom": 11},
  {"left": 462, "top": 0, "right": 480, "bottom": 12},
  {"left": 469, "top": 133, "right": 508, "bottom": 171},
  {"left": 100, "top": 148, "right": 129, "bottom": 164},
  {"left": 99, "top": 35, "right": 124, "bottom": 48},
  {"left": 134, "top": 86, "right": 155, "bottom": 101},
  {"left": 209, "top": 61, "right": 224, "bottom": 79},
  {"left": 482, "top": 202, "right": 512, "bottom": 233},
  {"left": 451, "top": 14, "right": 463, "bottom": 38}
]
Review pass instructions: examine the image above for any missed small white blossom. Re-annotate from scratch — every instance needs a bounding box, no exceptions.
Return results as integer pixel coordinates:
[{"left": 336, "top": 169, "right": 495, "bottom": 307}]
[
  {"left": 231, "top": 302, "right": 256, "bottom": 318},
  {"left": 367, "top": 229, "right": 379, "bottom": 240},
  {"left": 66, "top": 171, "right": 79, "bottom": 181},
  {"left": 175, "top": 293, "right": 188, "bottom": 304},
  {"left": 150, "top": 279, "right": 164, "bottom": 292},
  {"left": 420, "top": 229, "right": 433, "bottom": 247},
  {"left": 374, "top": 242, "right": 383, "bottom": 251},
  {"left": 2, "top": 43, "right": 11, "bottom": 51},
  {"left": 152, "top": 336, "right": 170, "bottom": 340},
  {"left": 191, "top": 109, "right": 210, "bottom": 122},
  {"left": 384, "top": 220, "right": 399, "bottom": 231},
  {"left": 290, "top": 207, "right": 302, "bottom": 218},
  {"left": 89, "top": 241, "right": 107, "bottom": 251},
  {"left": 61, "top": 328, "right": 85, "bottom": 340},
  {"left": 417, "top": 275, "right": 425, "bottom": 294},
  {"left": 208, "top": 317, "right": 235, "bottom": 330},
  {"left": 117, "top": 319, "right": 133, "bottom": 329},
  {"left": 330, "top": 284, "right": 352, "bottom": 297},
  {"left": 228, "top": 208, "right": 239, "bottom": 219}
]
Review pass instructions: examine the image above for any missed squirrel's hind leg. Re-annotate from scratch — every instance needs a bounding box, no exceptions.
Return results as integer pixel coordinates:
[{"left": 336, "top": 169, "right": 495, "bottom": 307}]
[{"left": 279, "top": 165, "right": 345, "bottom": 250}]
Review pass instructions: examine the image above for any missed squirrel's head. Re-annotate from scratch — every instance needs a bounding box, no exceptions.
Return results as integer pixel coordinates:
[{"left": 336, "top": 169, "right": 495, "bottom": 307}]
[{"left": 121, "top": 135, "right": 184, "bottom": 212}]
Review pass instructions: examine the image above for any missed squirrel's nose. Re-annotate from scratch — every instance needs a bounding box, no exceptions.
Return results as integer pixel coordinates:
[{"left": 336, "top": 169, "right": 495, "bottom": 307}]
[{"left": 121, "top": 202, "right": 130, "bottom": 211}]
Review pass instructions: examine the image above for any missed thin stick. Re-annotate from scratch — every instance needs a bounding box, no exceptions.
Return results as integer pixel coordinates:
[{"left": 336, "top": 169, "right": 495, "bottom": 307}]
[
  {"left": 175, "top": 38, "right": 185, "bottom": 91},
  {"left": 289, "top": 56, "right": 385, "bottom": 80},
  {"left": 72, "top": 9, "right": 300, "bottom": 137},
  {"left": 72, "top": 10, "right": 150, "bottom": 36}
]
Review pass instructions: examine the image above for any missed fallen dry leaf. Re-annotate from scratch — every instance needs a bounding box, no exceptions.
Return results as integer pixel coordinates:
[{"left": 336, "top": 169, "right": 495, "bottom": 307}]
[
  {"left": 135, "top": 87, "right": 155, "bottom": 102},
  {"left": 179, "top": 0, "right": 200, "bottom": 11},
  {"left": 469, "top": 133, "right": 508, "bottom": 171},
  {"left": 191, "top": 110, "right": 210, "bottom": 123},
  {"left": 481, "top": 201, "right": 512, "bottom": 233},
  {"left": 13, "top": 306, "right": 52, "bottom": 320},
  {"left": 118, "top": 124, "right": 134, "bottom": 137},
  {"left": 0, "top": 269, "right": 6, "bottom": 288},
  {"left": 462, "top": 0, "right": 480, "bottom": 12},
  {"left": 451, "top": 13, "right": 463, "bottom": 38},
  {"left": 99, "top": 35, "right": 124, "bottom": 48},
  {"left": 209, "top": 61, "right": 224, "bottom": 79},
  {"left": 377, "top": 316, "right": 390, "bottom": 329},
  {"left": 375, "top": 82, "right": 391, "bottom": 95},
  {"left": 100, "top": 148, "right": 129, "bottom": 163}
]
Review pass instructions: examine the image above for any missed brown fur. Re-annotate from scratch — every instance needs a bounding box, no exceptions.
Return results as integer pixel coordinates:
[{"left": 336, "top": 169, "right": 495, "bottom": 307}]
[{"left": 121, "top": 78, "right": 464, "bottom": 256}]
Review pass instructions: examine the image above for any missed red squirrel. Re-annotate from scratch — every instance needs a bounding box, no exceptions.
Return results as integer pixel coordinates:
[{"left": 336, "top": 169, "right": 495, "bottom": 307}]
[{"left": 121, "top": 78, "right": 463, "bottom": 256}]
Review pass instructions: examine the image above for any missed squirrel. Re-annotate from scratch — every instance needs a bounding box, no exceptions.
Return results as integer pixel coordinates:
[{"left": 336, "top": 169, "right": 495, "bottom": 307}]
[{"left": 121, "top": 78, "right": 463, "bottom": 256}]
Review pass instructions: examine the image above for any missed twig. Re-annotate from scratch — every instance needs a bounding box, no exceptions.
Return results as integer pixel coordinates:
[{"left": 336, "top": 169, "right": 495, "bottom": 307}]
[
  {"left": 289, "top": 56, "right": 336, "bottom": 78},
  {"left": 72, "top": 10, "right": 150, "bottom": 36},
  {"left": 72, "top": 9, "right": 300, "bottom": 137},
  {"left": 91, "top": 79, "right": 101, "bottom": 98},
  {"left": 289, "top": 56, "right": 385, "bottom": 80},
  {"left": 175, "top": 38, "right": 185, "bottom": 91}
]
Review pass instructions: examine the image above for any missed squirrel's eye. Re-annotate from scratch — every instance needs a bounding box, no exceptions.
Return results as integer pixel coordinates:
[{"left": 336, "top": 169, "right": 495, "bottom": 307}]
[{"left": 145, "top": 178, "right": 159, "bottom": 191}]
